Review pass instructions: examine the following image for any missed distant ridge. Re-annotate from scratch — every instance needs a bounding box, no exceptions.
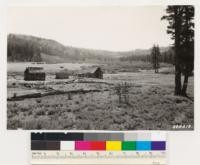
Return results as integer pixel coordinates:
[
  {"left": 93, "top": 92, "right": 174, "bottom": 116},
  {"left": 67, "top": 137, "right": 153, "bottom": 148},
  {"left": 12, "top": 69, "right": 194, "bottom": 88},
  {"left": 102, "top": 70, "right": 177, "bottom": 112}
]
[{"left": 7, "top": 34, "right": 170, "bottom": 63}]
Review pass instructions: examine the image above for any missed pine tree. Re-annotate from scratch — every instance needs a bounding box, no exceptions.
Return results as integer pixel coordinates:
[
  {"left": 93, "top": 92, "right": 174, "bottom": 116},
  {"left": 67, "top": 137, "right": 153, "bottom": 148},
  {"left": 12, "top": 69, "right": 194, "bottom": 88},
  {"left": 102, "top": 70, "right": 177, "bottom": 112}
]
[
  {"left": 151, "top": 44, "right": 160, "bottom": 73},
  {"left": 180, "top": 6, "right": 194, "bottom": 96},
  {"left": 161, "top": 5, "right": 194, "bottom": 96}
]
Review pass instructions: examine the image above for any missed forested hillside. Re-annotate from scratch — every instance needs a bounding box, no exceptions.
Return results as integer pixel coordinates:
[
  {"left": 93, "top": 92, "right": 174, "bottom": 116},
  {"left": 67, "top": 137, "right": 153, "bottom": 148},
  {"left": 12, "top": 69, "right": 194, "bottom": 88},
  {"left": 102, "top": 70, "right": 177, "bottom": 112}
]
[
  {"left": 7, "top": 34, "right": 173, "bottom": 64},
  {"left": 7, "top": 34, "right": 119, "bottom": 63}
]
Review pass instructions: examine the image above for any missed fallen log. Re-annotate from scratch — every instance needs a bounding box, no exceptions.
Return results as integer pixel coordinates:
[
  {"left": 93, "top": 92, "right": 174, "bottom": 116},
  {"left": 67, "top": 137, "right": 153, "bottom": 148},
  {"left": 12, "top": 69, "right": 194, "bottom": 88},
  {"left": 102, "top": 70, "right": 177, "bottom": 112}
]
[
  {"left": 75, "top": 81, "right": 113, "bottom": 85},
  {"left": 7, "top": 89, "right": 109, "bottom": 101},
  {"left": 7, "top": 93, "right": 42, "bottom": 101}
]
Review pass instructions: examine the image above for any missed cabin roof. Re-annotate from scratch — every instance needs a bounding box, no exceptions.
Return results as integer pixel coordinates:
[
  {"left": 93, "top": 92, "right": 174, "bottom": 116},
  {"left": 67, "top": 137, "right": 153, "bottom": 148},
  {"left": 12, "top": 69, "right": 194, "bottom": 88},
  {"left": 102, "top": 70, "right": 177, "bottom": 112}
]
[
  {"left": 26, "top": 67, "right": 44, "bottom": 70},
  {"left": 57, "top": 69, "right": 69, "bottom": 73},
  {"left": 77, "top": 67, "right": 101, "bottom": 74},
  {"left": 56, "top": 69, "right": 73, "bottom": 75},
  {"left": 25, "top": 67, "right": 45, "bottom": 73}
]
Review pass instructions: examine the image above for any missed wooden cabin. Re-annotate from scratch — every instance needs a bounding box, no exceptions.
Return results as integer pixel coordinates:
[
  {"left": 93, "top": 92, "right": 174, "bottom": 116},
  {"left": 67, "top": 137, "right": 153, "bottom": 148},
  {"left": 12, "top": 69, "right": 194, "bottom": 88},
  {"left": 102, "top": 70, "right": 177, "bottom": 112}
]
[
  {"left": 76, "top": 67, "right": 103, "bottom": 79},
  {"left": 24, "top": 67, "right": 46, "bottom": 81},
  {"left": 56, "top": 69, "right": 69, "bottom": 79}
]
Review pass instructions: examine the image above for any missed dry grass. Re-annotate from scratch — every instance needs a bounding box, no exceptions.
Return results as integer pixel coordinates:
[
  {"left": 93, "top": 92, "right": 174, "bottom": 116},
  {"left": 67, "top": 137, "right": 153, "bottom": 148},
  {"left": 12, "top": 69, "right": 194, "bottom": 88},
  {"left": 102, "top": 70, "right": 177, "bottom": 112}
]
[{"left": 7, "top": 70, "right": 194, "bottom": 130}]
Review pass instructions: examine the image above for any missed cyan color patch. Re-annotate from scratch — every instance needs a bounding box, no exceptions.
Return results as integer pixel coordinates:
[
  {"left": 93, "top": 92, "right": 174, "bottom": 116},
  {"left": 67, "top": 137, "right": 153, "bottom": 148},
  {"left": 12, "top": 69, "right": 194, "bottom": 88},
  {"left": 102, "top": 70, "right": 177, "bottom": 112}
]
[{"left": 136, "top": 141, "right": 151, "bottom": 150}]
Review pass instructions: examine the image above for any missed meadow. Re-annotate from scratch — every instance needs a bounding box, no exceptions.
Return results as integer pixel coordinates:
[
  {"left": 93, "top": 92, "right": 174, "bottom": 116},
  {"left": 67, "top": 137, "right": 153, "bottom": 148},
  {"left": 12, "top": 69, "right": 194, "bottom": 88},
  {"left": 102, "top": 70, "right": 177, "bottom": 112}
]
[{"left": 7, "top": 61, "right": 194, "bottom": 130}]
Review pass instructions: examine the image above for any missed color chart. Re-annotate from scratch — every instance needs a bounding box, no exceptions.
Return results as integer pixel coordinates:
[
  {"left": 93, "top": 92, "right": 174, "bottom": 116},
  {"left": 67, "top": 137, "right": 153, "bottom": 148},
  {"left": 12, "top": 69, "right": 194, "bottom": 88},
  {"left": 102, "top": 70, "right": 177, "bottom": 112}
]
[{"left": 31, "top": 132, "right": 167, "bottom": 165}]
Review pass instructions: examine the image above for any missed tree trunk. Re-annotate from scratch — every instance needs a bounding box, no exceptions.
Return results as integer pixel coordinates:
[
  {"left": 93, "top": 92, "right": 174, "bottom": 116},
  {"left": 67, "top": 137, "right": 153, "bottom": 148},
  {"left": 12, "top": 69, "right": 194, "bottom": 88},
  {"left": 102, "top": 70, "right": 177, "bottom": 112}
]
[
  {"left": 174, "top": 8, "right": 182, "bottom": 95},
  {"left": 174, "top": 64, "right": 182, "bottom": 95},
  {"left": 181, "top": 74, "right": 189, "bottom": 96},
  {"left": 174, "top": 43, "right": 182, "bottom": 95}
]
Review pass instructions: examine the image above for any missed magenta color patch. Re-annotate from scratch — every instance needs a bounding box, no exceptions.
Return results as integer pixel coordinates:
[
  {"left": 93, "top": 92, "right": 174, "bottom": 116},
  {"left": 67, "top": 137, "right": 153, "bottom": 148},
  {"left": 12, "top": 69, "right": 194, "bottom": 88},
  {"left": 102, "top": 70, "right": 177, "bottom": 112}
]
[{"left": 75, "top": 141, "right": 91, "bottom": 150}]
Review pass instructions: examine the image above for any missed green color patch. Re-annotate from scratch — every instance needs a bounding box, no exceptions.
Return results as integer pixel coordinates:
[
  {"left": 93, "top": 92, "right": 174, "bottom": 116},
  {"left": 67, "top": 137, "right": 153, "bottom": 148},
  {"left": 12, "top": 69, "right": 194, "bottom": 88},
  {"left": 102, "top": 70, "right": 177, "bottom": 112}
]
[{"left": 122, "top": 141, "right": 136, "bottom": 150}]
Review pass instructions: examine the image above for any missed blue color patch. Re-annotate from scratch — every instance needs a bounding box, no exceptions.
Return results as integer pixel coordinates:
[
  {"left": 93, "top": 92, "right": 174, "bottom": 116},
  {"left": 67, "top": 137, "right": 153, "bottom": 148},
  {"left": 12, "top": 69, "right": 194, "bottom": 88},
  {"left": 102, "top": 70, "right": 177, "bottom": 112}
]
[{"left": 136, "top": 141, "right": 151, "bottom": 150}]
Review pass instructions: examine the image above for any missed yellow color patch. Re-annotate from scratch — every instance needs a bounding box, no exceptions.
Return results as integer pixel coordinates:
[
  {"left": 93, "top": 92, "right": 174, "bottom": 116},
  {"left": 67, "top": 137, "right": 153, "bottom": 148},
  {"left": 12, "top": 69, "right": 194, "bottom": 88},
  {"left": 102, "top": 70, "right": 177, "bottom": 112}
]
[{"left": 106, "top": 141, "right": 121, "bottom": 151}]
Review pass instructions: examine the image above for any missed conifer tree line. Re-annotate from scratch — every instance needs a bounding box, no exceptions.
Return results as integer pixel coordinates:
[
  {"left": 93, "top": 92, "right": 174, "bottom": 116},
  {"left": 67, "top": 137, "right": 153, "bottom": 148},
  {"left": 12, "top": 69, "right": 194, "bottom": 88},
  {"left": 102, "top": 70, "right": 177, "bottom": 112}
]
[
  {"left": 7, "top": 35, "right": 42, "bottom": 62},
  {"left": 119, "top": 48, "right": 174, "bottom": 65}
]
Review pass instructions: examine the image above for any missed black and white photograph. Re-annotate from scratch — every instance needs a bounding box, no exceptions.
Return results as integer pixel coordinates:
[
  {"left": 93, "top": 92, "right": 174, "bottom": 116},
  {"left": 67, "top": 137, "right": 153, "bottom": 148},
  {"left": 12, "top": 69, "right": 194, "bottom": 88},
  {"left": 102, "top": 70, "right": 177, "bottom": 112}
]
[{"left": 7, "top": 6, "right": 194, "bottom": 130}]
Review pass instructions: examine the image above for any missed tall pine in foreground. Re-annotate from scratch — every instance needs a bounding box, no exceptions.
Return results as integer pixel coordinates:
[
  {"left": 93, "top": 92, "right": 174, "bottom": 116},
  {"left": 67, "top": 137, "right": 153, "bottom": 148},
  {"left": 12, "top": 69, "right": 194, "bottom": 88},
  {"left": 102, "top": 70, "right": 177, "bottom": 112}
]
[{"left": 161, "top": 6, "right": 194, "bottom": 96}]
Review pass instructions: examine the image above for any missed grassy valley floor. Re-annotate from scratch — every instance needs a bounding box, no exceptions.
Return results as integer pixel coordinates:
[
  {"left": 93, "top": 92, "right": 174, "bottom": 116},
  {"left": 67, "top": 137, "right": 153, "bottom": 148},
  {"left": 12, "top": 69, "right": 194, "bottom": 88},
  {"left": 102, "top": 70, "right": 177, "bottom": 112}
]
[{"left": 7, "top": 70, "right": 194, "bottom": 130}]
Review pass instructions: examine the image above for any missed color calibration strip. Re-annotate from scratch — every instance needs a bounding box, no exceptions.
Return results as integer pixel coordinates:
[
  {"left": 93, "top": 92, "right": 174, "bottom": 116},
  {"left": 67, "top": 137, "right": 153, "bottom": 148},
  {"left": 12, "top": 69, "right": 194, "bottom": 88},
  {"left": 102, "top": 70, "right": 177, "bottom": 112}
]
[
  {"left": 31, "top": 132, "right": 166, "bottom": 151},
  {"left": 31, "top": 132, "right": 167, "bottom": 165},
  {"left": 32, "top": 140, "right": 165, "bottom": 151}
]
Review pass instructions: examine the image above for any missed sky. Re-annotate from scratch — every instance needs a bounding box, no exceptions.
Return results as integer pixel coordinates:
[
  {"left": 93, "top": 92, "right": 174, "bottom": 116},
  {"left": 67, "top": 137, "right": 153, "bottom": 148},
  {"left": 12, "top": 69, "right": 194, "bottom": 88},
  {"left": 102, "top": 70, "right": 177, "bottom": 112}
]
[{"left": 7, "top": 6, "right": 173, "bottom": 51}]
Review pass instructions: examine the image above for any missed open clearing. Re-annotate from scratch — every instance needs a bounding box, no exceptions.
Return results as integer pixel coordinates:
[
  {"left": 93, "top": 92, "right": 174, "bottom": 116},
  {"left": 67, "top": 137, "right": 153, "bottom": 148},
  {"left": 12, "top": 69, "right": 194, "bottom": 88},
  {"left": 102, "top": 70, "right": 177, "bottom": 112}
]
[{"left": 7, "top": 62, "right": 194, "bottom": 130}]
